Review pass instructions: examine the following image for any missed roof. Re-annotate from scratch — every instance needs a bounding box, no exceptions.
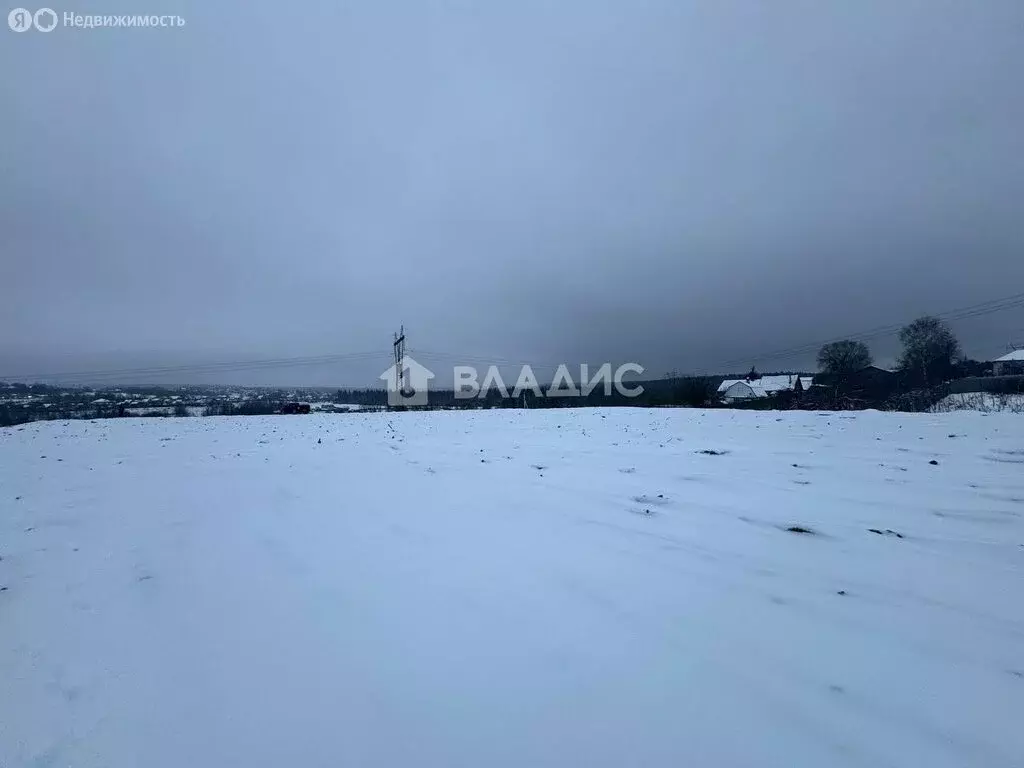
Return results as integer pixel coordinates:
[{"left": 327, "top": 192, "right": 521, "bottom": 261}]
[
  {"left": 719, "top": 381, "right": 763, "bottom": 398},
  {"left": 993, "top": 349, "right": 1024, "bottom": 362}
]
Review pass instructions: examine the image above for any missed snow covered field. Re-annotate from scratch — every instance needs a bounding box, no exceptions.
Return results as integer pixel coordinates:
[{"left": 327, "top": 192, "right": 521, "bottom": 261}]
[{"left": 2, "top": 408, "right": 1023, "bottom": 767}]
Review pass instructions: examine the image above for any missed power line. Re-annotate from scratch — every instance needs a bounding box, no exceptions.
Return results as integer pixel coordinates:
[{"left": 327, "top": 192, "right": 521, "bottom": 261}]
[
  {"left": 412, "top": 349, "right": 576, "bottom": 368},
  {"left": 705, "top": 291, "right": 1024, "bottom": 372},
  {"left": 415, "top": 292, "right": 1024, "bottom": 375}
]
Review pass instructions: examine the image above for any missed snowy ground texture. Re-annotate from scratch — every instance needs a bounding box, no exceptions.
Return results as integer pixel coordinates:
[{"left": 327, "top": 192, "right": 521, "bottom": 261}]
[{"left": 2, "top": 408, "right": 1023, "bottom": 768}]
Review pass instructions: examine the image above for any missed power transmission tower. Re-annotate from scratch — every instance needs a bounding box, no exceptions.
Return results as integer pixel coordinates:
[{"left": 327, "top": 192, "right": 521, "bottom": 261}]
[{"left": 393, "top": 325, "right": 406, "bottom": 401}]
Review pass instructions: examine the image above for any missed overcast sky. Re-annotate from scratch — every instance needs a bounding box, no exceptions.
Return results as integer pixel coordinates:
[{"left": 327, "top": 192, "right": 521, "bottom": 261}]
[{"left": 2, "top": 0, "right": 1023, "bottom": 386}]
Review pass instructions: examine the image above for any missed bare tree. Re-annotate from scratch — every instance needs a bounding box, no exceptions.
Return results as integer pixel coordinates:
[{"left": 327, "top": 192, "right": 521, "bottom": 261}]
[
  {"left": 898, "top": 316, "right": 961, "bottom": 385},
  {"left": 817, "top": 340, "right": 872, "bottom": 374}
]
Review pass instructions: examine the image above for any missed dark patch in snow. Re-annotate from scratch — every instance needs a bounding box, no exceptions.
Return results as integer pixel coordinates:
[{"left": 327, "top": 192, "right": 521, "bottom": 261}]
[
  {"left": 836, "top": 590, "right": 847, "bottom": 596},
  {"left": 786, "top": 525, "right": 816, "bottom": 535},
  {"left": 793, "top": 480, "right": 811, "bottom": 485},
  {"left": 697, "top": 449, "right": 729, "bottom": 456},
  {"left": 618, "top": 467, "right": 636, "bottom": 474},
  {"left": 868, "top": 528, "right": 904, "bottom": 539},
  {"left": 929, "top": 459, "right": 939, "bottom": 465},
  {"left": 531, "top": 465, "right": 547, "bottom": 471},
  {"left": 978, "top": 492, "right": 1024, "bottom": 504}
]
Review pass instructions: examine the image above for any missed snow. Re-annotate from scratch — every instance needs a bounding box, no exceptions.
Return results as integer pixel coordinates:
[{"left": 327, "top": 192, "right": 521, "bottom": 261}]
[
  {"left": 2, "top": 409, "right": 1023, "bottom": 768},
  {"left": 932, "top": 393, "right": 1024, "bottom": 413}
]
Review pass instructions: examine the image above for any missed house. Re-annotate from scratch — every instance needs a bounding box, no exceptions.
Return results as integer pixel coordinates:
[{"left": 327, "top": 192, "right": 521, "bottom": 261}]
[
  {"left": 992, "top": 349, "right": 1024, "bottom": 376},
  {"left": 717, "top": 374, "right": 813, "bottom": 403}
]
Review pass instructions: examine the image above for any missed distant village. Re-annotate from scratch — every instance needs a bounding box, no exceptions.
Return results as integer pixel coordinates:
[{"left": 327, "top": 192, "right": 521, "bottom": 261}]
[{"left": 0, "top": 383, "right": 374, "bottom": 427}]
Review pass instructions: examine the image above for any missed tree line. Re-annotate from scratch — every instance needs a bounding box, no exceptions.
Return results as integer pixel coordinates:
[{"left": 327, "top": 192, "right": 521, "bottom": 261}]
[{"left": 817, "top": 315, "right": 968, "bottom": 385}]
